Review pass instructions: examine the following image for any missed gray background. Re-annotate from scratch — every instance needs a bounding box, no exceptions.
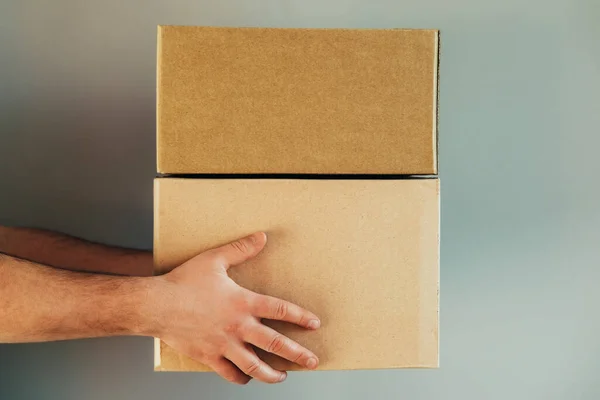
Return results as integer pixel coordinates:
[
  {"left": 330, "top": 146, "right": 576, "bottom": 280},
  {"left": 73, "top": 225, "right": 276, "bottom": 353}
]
[{"left": 1, "top": 0, "right": 599, "bottom": 399}]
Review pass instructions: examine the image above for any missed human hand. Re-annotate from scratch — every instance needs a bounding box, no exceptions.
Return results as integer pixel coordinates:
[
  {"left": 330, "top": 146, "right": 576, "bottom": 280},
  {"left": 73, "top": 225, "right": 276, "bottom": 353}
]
[{"left": 152, "top": 232, "right": 320, "bottom": 384}]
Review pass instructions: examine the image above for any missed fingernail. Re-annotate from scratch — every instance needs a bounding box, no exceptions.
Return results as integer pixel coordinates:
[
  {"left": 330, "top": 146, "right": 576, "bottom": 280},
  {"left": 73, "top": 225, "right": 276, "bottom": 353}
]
[
  {"left": 308, "top": 319, "right": 320, "bottom": 329},
  {"left": 306, "top": 358, "right": 318, "bottom": 369},
  {"left": 279, "top": 372, "right": 287, "bottom": 382}
]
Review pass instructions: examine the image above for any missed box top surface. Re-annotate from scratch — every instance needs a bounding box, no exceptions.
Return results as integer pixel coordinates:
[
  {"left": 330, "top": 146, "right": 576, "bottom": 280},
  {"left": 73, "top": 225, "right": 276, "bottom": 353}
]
[{"left": 157, "top": 26, "right": 438, "bottom": 174}]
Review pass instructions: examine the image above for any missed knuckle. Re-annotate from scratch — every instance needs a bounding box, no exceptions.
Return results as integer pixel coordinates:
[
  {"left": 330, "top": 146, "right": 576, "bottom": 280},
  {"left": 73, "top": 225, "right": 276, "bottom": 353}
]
[
  {"left": 230, "top": 239, "right": 250, "bottom": 254},
  {"left": 207, "top": 336, "right": 229, "bottom": 357},
  {"left": 253, "top": 296, "right": 269, "bottom": 315},
  {"left": 204, "top": 355, "right": 220, "bottom": 365},
  {"left": 274, "top": 301, "right": 288, "bottom": 320},
  {"left": 243, "top": 360, "right": 262, "bottom": 375},
  {"left": 266, "top": 334, "right": 286, "bottom": 354},
  {"left": 238, "top": 317, "right": 258, "bottom": 338},
  {"left": 188, "top": 347, "right": 210, "bottom": 364},
  {"left": 234, "top": 291, "right": 253, "bottom": 313},
  {"left": 292, "top": 351, "right": 304, "bottom": 364},
  {"left": 223, "top": 322, "right": 241, "bottom": 335},
  {"left": 297, "top": 312, "right": 307, "bottom": 326},
  {"left": 202, "top": 349, "right": 218, "bottom": 360}
]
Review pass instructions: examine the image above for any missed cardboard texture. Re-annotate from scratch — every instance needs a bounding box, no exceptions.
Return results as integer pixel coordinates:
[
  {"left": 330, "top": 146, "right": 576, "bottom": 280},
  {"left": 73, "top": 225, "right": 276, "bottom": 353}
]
[
  {"left": 157, "top": 26, "right": 439, "bottom": 174},
  {"left": 154, "top": 178, "right": 439, "bottom": 371}
]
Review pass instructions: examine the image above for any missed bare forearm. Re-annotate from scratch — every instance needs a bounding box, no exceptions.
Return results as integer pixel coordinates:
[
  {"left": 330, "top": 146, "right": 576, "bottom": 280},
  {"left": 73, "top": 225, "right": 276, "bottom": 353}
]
[
  {"left": 0, "top": 226, "right": 151, "bottom": 276},
  {"left": 0, "top": 233, "right": 321, "bottom": 384},
  {"left": 0, "top": 253, "right": 159, "bottom": 343}
]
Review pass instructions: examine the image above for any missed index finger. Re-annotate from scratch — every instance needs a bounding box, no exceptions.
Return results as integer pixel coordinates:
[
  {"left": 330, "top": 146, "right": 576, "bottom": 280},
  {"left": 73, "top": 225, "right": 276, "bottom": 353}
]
[{"left": 250, "top": 293, "right": 321, "bottom": 329}]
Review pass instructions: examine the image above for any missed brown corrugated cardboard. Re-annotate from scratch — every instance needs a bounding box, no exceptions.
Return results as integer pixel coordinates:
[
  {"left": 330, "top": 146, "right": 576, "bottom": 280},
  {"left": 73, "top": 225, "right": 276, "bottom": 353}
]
[
  {"left": 157, "top": 26, "right": 438, "bottom": 175},
  {"left": 154, "top": 178, "right": 439, "bottom": 371}
]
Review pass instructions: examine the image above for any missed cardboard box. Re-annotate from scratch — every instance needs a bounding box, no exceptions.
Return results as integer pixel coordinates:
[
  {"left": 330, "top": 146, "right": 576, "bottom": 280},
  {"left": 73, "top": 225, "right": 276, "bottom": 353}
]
[
  {"left": 157, "top": 26, "right": 439, "bottom": 175},
  {"left": 154, "top": 178, "right": 439, "bottom": 371},
  {"left": 154, "top": 26, "right": 440, "bottom": 372}
]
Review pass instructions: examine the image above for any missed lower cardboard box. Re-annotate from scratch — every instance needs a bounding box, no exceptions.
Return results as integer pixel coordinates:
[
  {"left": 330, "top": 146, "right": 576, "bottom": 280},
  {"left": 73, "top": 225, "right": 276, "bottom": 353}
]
[{"left": 154, "top": 178, "right": 439, "bottom": 371}]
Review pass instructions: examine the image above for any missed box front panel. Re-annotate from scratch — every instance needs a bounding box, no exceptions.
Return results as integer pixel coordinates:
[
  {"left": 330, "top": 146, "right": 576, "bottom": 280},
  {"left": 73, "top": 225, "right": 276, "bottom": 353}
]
[
  {"left": 154, "top": 178, "right": 439, "bottom": 371},
  {"left": 157, "top": 27, "right": 438, "bottom": 174}
]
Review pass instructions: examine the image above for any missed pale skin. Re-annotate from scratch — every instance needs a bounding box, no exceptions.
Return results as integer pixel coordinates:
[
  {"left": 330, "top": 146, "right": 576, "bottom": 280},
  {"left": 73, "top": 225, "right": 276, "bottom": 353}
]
[{"left": 0, "top": 226, "right": 320, "bottom": 384}]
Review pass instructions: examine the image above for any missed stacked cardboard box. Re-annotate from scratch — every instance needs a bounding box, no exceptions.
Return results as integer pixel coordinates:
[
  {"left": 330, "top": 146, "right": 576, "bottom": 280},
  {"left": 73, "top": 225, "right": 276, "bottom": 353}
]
[{"left": 154, "top": 26, "right": 439, "bottom": 371}]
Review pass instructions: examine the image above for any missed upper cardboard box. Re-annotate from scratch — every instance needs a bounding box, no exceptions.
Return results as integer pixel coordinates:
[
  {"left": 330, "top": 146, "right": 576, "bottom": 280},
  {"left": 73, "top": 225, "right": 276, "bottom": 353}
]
[{"left": 157, "top": 26, "right": 439, "bottom": 175}]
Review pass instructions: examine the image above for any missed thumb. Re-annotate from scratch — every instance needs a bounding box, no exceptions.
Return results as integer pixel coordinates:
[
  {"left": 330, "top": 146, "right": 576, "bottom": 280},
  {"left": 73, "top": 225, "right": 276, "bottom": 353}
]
[{"left": 209, "top": 232, "right": 267, "bottom": 270}]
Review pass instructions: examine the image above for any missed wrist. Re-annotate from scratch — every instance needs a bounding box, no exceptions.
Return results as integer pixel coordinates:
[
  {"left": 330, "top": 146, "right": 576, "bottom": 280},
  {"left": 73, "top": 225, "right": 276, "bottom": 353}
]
[{"left": 127, "top": 276, "right": 169, "bottom": 338}]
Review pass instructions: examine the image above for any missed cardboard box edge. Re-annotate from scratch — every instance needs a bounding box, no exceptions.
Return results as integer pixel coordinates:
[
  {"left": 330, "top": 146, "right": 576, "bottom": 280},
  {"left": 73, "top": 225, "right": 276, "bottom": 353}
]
[
  {"left": 153, "top": 337, "right": 163, "bottom": 371},
  {"left": 434, "top": 177, "right": 441, "bottom": 368},
  {"left": 156, "top": 26, "right": 164, "bottom": 174},
  {"left": 156, "top": 25, "right": 439, "bottom": 33},
  {"left": 433, "top": 30, "right": 440, "bottom": 175},
  {"left": 153, "top": 179, "right": 161, "bottom": 371}
]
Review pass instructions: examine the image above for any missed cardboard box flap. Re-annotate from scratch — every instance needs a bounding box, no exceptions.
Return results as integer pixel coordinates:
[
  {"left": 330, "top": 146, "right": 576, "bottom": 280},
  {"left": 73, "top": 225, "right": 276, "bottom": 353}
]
[
  {"left": 154, "top": 178, "right": 439, "bottom": 371},
  {"left": 157, "top": 26, "right": 439, "bottom": 175}
]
